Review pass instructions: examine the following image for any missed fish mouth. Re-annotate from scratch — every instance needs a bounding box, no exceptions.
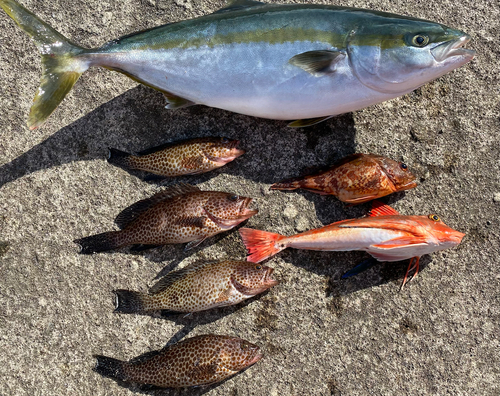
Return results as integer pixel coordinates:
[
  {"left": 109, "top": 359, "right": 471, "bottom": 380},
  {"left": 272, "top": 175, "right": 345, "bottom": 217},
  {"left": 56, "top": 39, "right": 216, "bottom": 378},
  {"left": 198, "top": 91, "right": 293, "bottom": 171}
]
[
  {"left": 247, "top": 352, "right": 264, "bottom": 366},
  {"left": 262, "top": 267, "right": 279, "bottom": 287},
  {"left": 240, "top": 197, "right": 258, "bottom": 218},
  {"left": 398, "top": 179, "right": 418, "bottom": 191},
  {"left": 431, "top": 36, "right": 476, "bottom": 62}
]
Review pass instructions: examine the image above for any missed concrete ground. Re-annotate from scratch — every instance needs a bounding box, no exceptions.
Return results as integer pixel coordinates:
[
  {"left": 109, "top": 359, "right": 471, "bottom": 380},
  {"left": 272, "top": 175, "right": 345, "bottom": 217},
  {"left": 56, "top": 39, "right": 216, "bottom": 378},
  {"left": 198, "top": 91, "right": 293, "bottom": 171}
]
[{"left": 0, "top": 0, "right": 498, "bottom": 395}]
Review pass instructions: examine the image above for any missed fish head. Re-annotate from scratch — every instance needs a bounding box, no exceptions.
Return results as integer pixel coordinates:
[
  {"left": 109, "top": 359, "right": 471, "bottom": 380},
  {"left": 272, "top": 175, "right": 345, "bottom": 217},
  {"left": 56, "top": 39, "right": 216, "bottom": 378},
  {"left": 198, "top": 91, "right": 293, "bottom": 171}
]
[
  {"left": 233, "top": 262, "right": 279, "bottom": 295},
  {"left": 421, "top": 214, "right": 465, "bottom": 247},
  {"left": 204, "top": 137, "right": 245, "bottom": 165},
  {"left": 204, "top": 193, "right": 258, "bottom": 229},
  {"left": 219, "top": 337, "right": 263, "bottom": 372},
  {"left": 373, "top": 156, "right": 418, "bottom": 192},
  {"left": 347, "top": 15, "right": 475, "bottom": 94}
]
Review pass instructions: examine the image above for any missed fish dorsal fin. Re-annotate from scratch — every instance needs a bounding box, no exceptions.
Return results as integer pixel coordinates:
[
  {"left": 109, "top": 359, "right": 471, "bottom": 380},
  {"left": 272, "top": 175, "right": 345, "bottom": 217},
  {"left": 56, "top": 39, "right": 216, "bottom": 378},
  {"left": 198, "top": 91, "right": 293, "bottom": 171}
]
[
  {"left": 115, "top": 184, "right": 200, "bottom": 229},
  {"left": 149, "top": 261, "right": 212, "bottom": 294},
  {"left": 213, "top": 0, "right": 265, "bottom": 14},
  {"left": 368, "top": 201, "right": 400, "bottom": 217},
  {"left": 331, "top": 153, "right": 366, "bottom": 168},
  {"left": 289, "top": 50, "right": 346, "bottom": 76},
  {"left": 288, "top": 115, "right": 334, "bottom": 128}
]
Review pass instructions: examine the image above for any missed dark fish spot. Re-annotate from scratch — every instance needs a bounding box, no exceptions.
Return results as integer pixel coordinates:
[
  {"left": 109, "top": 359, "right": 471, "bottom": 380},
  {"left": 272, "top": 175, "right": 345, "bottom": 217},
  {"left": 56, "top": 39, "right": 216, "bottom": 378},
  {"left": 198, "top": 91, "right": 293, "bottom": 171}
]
[
  {"left": 0, "top": 241, "right": 9, "bottom": 257},
  {"left": 399, "top": 318, "right": 418, "bottom": 334}
]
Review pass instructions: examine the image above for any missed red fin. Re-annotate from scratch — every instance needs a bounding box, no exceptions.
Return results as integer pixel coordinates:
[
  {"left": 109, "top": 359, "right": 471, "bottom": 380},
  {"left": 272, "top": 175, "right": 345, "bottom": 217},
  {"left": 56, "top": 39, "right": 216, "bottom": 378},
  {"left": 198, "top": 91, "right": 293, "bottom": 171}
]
[
  {"left": 368, "top": 200, "right": 400, "bottom": 217},
  {"left": 239, "top": 228, "right": 286, "bottom": 263},
  {"left": 372, "top": 236, "right": 427, "bottom": 249}
]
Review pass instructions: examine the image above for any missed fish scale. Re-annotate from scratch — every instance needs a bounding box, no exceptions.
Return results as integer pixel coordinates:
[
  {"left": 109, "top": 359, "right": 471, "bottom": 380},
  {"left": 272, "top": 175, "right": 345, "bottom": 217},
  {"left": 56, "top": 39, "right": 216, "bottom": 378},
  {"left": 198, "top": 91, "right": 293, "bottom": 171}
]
[{"left": 94, "top": 335, "right": 263, "bottom": 388}]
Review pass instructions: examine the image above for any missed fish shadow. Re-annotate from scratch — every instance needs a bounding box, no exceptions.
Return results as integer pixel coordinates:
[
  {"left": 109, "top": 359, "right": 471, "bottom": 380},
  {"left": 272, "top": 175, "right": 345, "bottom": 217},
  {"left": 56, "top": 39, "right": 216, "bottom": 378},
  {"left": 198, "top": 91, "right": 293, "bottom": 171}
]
[{"left": 0, "top": 83, "right": 357, "bottom": 189}]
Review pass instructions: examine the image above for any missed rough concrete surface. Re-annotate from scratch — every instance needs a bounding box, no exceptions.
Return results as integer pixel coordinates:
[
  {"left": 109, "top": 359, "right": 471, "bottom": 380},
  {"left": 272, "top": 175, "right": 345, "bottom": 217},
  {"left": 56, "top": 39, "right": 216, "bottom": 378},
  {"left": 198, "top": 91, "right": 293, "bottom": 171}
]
[{"left": 0, "top": 0, "right": 499, "bottom": 395}]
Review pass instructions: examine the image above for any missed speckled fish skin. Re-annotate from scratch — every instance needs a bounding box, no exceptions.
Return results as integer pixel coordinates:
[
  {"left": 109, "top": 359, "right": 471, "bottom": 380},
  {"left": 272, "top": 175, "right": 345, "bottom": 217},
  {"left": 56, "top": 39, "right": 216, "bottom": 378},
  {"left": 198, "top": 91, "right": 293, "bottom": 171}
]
[
  {"left": 271, "top": 153, "right": 417, "bottom": 203},
  {"left": 114, "top": 260, "right": 278, "bottom": 314},
  {"left": 93, "top": 334, "right": 263, "bottom": 388},
  {"left": 74, "top": 184, "right": 257, "bottom": 254},
  {"left": 108, "top": 137, "right": 245, "bottom": 177},
  {"left": 1, "top": 0, "right": 475, "bottom": 129}
]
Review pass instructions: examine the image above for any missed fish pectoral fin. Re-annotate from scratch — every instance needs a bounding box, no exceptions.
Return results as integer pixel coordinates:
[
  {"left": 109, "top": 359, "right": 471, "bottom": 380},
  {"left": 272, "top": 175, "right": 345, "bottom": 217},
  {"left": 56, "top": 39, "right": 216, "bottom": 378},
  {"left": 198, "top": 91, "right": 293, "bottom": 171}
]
[
  {"left": 341, "top": 257, "right": 378, "bottom": 279},
  {"left": 164, "top": 92, "right": 195, "bottom": 110},
  {"left": 175, "top": 216, "right": 207, "bottom": 228},
  {"left": 288, "top": 116, "right": 334, "bottom": 128},
  {"left": 213, "top": 0, "right": 265, "bottom": 14},
  {"left": 186, "top": 363, "right": 219, "bottom": 381},
  {"left": 289, "top": 50, "right": 346, "bottom": 76},
  {"left": 180, "top": 155, "right": 206, "bottom": 170},
  {"left": 215, "top": 287, "right": 235, "bottom": 303},
  {"left": 184, "top": 237, "right": 207, "bottom": 251},
  {"left": 372, "top": 236, "right": 428, "bottom": 249},
  {"left": 340, "top": 195, "right": 380, "bottom": 204}
]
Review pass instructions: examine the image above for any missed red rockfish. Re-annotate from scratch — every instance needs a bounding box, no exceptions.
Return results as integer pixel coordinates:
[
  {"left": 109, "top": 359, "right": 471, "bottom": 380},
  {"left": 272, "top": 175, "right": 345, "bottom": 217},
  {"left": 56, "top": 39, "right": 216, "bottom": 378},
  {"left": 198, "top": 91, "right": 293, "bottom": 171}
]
[
  {"left": 108, "top": 137, "right": 245, "bottom": 177},
  {"left": 240, "top": 202, "right": 465, "bottom": 288},
  {"left": 114, "top": 260, "right": 278, "bottom": 314},
  {"left": 271, "top": 153, "right": 417, "bottom": 203},
  {"left": 75, "top": 184, "right": 257, "bottom": 254},
  {"left": 94, "top": 334, "right": 263, "bottom": 388}
]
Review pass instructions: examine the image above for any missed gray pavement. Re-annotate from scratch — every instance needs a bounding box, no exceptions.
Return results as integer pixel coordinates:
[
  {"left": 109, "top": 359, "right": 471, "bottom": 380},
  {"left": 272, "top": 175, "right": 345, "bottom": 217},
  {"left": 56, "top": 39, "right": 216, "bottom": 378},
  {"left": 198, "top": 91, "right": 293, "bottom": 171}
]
[{"left": 0, "top": 0, "right": 499, "bottom": 395}]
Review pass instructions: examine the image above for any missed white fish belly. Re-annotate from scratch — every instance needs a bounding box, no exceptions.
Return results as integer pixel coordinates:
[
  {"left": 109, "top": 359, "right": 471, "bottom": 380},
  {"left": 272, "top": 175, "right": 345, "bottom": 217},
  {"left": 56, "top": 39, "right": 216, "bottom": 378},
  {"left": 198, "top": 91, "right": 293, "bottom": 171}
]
[
  {"left": 286, "top": 228, "right": 404, "bottom": 252},
  {"left": 101, "top": 42, "right": 399, "bottom": 120}
]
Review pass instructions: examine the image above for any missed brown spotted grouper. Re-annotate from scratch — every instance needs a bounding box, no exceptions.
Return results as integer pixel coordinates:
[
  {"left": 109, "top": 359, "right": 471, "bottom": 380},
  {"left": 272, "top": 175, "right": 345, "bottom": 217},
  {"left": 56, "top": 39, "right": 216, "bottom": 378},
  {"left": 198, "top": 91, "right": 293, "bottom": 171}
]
[
  {"left": 74, "top": 184, "right": 257, "bottom": 254},
  {"left": 108, "top": 137, "right": 245, "bottom": 177},
  {"left": 114, "top": 260, "right": 278, "bottom": 314},
  {"left": 271, "top": 153, "right": 417, "bottom": 203},
  {"left": 93, "top": 334, "right": 263, "bottom": 388}
]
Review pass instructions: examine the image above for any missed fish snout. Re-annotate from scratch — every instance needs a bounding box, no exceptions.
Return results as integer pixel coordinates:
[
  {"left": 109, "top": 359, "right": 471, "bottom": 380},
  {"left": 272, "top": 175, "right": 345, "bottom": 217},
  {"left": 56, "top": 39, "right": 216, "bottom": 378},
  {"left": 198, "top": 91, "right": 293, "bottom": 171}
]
[{"left": 431, "top": 35, "right": 475, "bottom": 62}]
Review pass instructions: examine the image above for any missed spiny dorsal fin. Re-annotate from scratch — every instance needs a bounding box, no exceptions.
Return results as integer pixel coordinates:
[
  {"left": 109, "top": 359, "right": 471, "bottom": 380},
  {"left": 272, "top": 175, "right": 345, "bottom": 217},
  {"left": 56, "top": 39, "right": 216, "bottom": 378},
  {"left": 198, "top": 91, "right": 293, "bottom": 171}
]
[
  {"left": 149, "top": 261, "right": 213, "bottom": 294},
  {"left": 368, "top": 201, "right": 400, "bottom": 217},
  {"left": 115, "top": 184, "right": 200, "bottom": 229},
  {"left": 289, "top": 50, "right": 346, "bottom": 76},
  {"left": 288, "top": 116, "right": 333, "bottom": 128},
  {"left": 213, "top": 0, "right": 265, "bottom": 14}
]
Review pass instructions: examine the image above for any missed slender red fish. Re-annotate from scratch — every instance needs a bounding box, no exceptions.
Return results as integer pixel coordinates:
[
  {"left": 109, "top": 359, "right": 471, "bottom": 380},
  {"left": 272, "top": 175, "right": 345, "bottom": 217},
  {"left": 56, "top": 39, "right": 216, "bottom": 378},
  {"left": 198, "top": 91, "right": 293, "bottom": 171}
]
[
  {"left": 240, "top": 202, "right": 465, "bottom": 288},
  {"left": 108, "top": 137, "right": 245, "bottom": 177},
  {"left": 94, "top": 334, "right": 262, "bottom": 388},
  {"left": 271, "top": 153, "right": 417, "bottom": 203}
]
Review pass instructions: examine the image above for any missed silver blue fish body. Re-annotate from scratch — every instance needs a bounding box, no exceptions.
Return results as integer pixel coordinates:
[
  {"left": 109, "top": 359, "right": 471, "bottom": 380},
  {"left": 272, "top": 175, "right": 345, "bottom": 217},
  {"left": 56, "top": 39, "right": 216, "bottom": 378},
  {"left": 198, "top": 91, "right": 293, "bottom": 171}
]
[{"left": 0, "top": 0, "right": 475, "bottom": 128}]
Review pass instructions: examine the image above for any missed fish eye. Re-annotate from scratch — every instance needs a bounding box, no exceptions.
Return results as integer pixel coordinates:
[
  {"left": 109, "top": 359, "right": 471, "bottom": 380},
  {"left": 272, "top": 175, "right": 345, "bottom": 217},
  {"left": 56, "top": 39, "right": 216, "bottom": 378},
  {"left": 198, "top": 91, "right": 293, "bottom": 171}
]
[
  {"left": 255, "top": 265, "right": 262, "bottom": 270},
  {"left": 400, "top": 162, "right": 408, "bottom": 171},
  {"left": 228, "top": 194, "right": 239, "bottom": 201},
  {"left": 240, "top": 342, "right": 249, "bottom": 350},
  {"left": 428, "top": 214, "right": 440, "bottom": 222},
  {"left": 221, "top": 137, "right": 229, "bottom": 143},
  {"left": 412, "top": 34, "right": 429, "bottom": 47}
]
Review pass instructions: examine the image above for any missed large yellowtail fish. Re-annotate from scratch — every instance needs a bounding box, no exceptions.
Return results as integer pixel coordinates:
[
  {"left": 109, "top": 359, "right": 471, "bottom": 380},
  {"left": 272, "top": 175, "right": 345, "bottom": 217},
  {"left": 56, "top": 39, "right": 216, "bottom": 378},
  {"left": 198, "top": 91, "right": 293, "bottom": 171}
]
[
  {"left": 94, "top": 334, "right": 263, "bottom": 388},
  {"left": 1, "top": 0, "right": 475, "bottom": 129},
  {"left": 240, "top": 202, "right": 465, "bottom": 288},
  {"left": 114, "top": 260, "right": 278, "bottom": 314}
]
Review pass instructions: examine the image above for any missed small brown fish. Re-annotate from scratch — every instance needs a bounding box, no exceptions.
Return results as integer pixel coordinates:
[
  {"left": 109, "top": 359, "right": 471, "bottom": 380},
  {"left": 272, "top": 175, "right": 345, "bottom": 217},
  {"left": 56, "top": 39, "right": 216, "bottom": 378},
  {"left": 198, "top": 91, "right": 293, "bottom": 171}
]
[
  {"left": 74, "top": 184, "right": 257, "bottom": 254},
  {"left": 114, "top": 260, "right": 278, "bottom": 314},
  {"left": 108, "top": 137, "right": 245, "bottom": 177},
  {"left": 94, "top": 334, "right": 263, "bottom": 388},
  {"left": 271, "top": 153, "right": 417, "bottom": 204}
]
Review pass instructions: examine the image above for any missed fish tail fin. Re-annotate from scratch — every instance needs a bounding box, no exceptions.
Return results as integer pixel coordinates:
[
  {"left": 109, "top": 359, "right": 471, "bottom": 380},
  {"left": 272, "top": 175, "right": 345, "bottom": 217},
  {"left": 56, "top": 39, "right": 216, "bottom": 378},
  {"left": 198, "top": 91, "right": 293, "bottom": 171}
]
[
  {"left": 74, "top": 231, "right": 123, "bottom": 254},
  {"left": 239, "top": 228, "right": 287, "bottom": 262},
  {"left": 1, "top": 0, "right": 90, "bottom": 129},
  {"left": 93, "top": 355, "right": 128, "bottom": 381},
  {"left": 107, "top": 148, "right": 136, "bottom": 170},
  {"left": 270, "top": 178, "right": 303, "bottom": 191},
  {"left": 113, "top": 289, "right": 149, "bottom": 314}
]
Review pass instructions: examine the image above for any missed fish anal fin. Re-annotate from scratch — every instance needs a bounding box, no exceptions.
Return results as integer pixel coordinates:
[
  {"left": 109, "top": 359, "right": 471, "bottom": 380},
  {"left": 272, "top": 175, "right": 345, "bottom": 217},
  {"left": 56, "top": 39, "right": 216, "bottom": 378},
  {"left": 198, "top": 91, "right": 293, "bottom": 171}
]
[
  {"left": 164, "top": 92, "right": 195, "bottom": 110},
  {"left": 289, "top": 50, "right": 346, "bottom": 76},
  {"left": 288, "top": 116, "right": 333, "bottom": 128},
  {"left": 213, "top": 0, "right": 265, "bottom": 14},
  {"left": 368, "top": 201, "right": 400, "bottom": 217}
]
